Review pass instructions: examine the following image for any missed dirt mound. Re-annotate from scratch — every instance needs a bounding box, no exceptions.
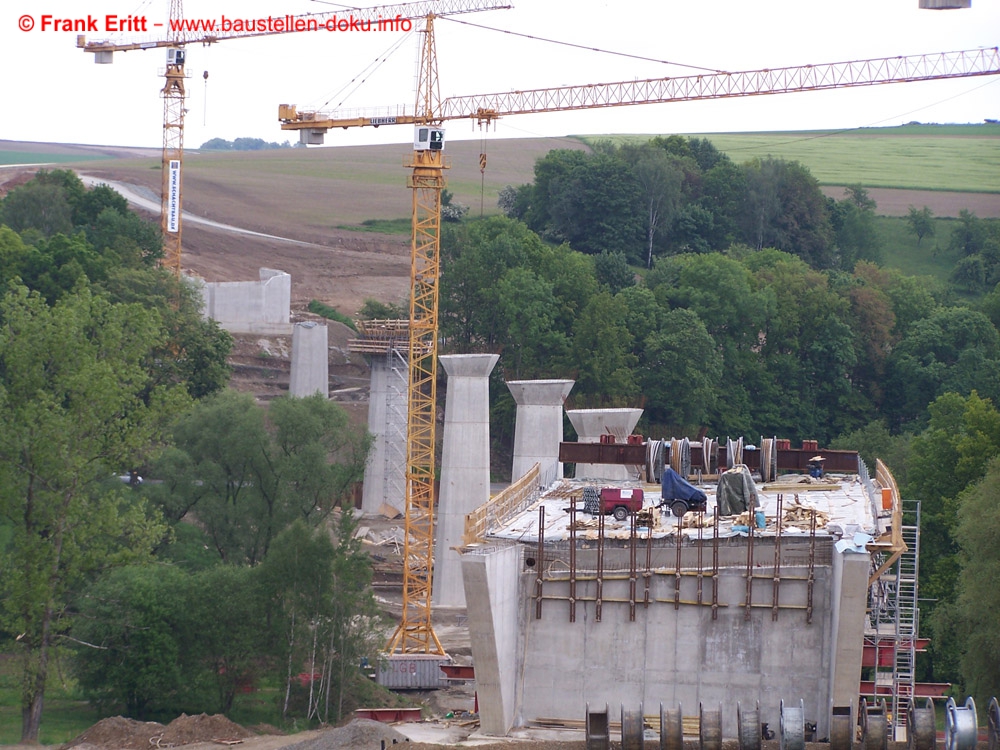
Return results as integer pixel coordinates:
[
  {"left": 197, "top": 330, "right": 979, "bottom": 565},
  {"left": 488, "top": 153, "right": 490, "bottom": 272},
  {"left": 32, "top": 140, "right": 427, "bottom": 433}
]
[
  {"left": 61, "top": 716, "right": 167, "bottom": 749},
  {"left": 159, "top": 713, "right": 255, "bottom": 745},
  {"left": 62, "top": 713, "right": 253, "bottom": 749},
  {"left": 282, "top": 718, "right": 408, "bottom": 750}
]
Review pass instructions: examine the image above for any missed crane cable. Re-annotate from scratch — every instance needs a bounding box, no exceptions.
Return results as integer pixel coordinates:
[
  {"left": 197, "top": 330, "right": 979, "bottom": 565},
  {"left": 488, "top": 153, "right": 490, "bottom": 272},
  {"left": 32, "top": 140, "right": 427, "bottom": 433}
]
[
  {"left": 438, "top": 15, "right": 729, "bottom": 74},
  {"left": 314, "top": 29, "right": 415, "bottom": 111}
]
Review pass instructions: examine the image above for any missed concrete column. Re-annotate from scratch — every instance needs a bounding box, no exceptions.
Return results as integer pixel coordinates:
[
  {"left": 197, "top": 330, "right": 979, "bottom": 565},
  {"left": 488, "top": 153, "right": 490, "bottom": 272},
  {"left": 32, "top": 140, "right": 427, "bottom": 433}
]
[
  {"left": 827, "top": 548, "right": 872, "bottom": 738},
  {"left": 360, "top": 353, "right": 408, "bottom": 517},
  {"left": 461, "top": 545, "right": 523, "bottom": 736},
  {"left": 289, "top": 322, "right": 328, "bottom": 398},
  {"left": 566, "top": 407, "right": 643, "bottom": 481},
  {"left": 433, "top": 353, "right": 499, "bottom": 609},
  {"left": 507, "top": 380, "right": 574, "bottom": 487}
]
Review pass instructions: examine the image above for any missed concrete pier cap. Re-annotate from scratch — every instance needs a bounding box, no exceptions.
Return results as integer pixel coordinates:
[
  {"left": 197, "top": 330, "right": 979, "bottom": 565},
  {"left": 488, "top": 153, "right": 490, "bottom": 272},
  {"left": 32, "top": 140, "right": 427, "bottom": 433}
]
[
  {"left": 434, "top": 353, "right": 499, "bottom": 609},
  {"left": 507, "top": 379, "right": 574, "bottom": 488},
  {"left": 566, "top": 407, "right": 643, "bottom": 481}
]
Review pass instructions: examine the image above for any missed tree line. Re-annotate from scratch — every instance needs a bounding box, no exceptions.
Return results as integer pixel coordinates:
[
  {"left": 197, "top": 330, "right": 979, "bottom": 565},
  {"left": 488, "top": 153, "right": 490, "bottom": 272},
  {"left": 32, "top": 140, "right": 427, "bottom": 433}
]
[{"left": 0, "top": 171, "right": 375, "bottom": 742}]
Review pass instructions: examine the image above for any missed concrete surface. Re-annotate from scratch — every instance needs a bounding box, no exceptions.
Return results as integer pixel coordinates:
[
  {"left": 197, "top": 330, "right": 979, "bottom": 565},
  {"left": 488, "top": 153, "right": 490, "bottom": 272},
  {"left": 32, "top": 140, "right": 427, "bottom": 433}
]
[
  {"left": 361, "top": 353, "right": 408, "bottom": 517},
  {"left": 289, "top": 321, "right": 328, "bottom": 398},
  {"left": 507, "top": 380, "right": 574, "bottom": 488},
  {"left": 433, "top": 354, "right": 499, "bottom": 608},
  {"left": 199, "top": 267, "right": 292, "bottom": 334}
]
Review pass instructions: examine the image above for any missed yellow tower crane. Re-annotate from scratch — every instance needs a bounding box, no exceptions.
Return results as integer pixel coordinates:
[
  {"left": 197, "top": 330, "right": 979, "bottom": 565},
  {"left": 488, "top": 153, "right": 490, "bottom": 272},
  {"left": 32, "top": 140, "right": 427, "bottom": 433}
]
[
  {"left": 78, "top": 0, "right": 510, "bottom": 278},
  {"left": 279, "top": 41, "right": 1000, "bottom": 659}
]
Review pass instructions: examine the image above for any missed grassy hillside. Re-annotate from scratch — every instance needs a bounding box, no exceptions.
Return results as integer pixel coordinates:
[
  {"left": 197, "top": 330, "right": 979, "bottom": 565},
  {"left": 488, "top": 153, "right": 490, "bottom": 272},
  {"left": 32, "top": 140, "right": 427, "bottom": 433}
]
[{"left": 580, "top": 124, "right": 1000, "bottom": 193}]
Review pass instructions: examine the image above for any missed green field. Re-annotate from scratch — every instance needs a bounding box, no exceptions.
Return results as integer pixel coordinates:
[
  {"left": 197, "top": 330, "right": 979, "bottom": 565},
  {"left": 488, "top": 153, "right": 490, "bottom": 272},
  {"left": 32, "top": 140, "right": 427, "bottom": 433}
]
[
  {"left": 579, "top": 124, "right": 1000, "bottom": 193},
  {"left": 877, "top": 214, "right": 965, "bottom": 282},
  {"left": 0, "top": 151, "right": 109, "bottom": 166}
]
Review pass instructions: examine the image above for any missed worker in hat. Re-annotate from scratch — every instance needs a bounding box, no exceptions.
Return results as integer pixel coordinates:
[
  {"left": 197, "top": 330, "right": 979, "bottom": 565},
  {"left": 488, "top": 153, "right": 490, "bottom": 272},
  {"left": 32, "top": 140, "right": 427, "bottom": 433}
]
[{"left": 808, "top": 455, "right": 826, "bottom": 478}]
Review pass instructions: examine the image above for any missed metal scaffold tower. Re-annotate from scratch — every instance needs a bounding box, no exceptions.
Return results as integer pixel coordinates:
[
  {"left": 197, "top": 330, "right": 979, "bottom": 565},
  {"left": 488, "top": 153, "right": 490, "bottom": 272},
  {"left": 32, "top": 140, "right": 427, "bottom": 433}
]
[
  {"left": 865, "top": 497, "right": 920, "bottom": 740},
  {"left": 892, "top": 499, "right": 920, "bottom": 740}
]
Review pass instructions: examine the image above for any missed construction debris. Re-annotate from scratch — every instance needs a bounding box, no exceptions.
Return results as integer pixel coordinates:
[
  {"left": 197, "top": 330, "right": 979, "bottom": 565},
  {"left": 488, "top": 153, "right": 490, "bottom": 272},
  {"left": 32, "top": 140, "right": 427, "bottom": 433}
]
[{"left": 783, "top": 498, "right": 829, "bottom": 528}]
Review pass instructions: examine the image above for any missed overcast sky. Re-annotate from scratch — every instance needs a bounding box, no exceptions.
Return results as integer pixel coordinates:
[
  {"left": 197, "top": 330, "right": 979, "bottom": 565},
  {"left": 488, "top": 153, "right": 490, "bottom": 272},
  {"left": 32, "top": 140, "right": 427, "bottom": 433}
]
[{"left": 4, "top": 0, "right": 999, "bottom": 150}]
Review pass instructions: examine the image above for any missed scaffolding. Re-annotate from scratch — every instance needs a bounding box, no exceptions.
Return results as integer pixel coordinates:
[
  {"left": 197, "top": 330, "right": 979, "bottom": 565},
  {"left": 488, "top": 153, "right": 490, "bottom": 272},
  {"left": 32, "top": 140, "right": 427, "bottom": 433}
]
[{"left": 864, "top": 497, "right": 920, "bottom": 741}]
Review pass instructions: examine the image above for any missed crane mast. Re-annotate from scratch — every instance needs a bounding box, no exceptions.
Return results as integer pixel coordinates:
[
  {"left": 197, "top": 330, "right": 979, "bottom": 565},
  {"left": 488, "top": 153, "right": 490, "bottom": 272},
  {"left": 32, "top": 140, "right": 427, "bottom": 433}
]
[
  {"left": 161, "top": 0, "right": 186, "bottom": 278},
  {"left": 390, "top": 13, "right": 447, "bottom": 655}
]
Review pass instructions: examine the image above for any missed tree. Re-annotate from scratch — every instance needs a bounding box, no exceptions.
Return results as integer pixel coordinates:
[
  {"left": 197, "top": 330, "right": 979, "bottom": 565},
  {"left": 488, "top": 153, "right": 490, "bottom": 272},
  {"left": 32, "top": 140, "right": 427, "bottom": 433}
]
[
  {"left": 620, "top": 145, "right": 684, "bottom": 268},
  {"left": 0, "top": 285, "right": 186, "bottom": 743},
  {"left": 190, "top": 564, "right": 265, "bottom": 713},
  {"left": 905, "top": 392, "right": 1000, "bottom": 684},
  {"left": 905, "top": 206, "right": 935, "bottom": 247},
  {"left": 150, "top": 391, "right": 371, "bottom": 565},
  {"left": 948, "top": 209, "right": 988, "bottom": 257},
  {"left": 527, "top": 150, "right": 644, "bottom": 261},
  {"left": 952, "top": 457, "right": 1000, "bottom": 702},
  {"left": 741, "top": 158, "right": 835, "bottom": 268},
  {"left": 71, "top": 564, "right": 192, "bottom": 719},
  {"left": 567, "top": 290, "right": 638, "bottom": 404},
  {"left": 594, "top": 250, "right": 634, "bottom": 294},
  {"left": 885, "top": 308, "right": 1000, "bottom": 428},
  {"left": 259, "top": 515, "right": 384, "bottom": 724},
  {"left": 830, "top": 186, "right": 882, "bottom": 268},
  {"left": 635, "top": 307, "right": 722, "bottom": 431},
  {"left": 0, "top": 181, "right": 74, "bottom": 237}
]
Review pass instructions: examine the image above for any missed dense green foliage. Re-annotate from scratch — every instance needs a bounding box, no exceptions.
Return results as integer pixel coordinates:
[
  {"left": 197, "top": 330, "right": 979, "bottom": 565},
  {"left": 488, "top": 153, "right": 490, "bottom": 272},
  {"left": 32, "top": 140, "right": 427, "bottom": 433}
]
[
  {"left": 443, "top": 210, "right": 1000, "bottom": 443},
  {"left": 147, "top": 391, "right": 371, "bottom": 565},
  {"left": 505, "top": 140, "right": 889, "bottom": 272},
  {"left": 0, "top": 171, "right": 380, "bottom": 740},
  {"left": 71, "top": 518, "right": 382, "bottom": 722},
  {"left": 199, "top": 137, "right": 294, "bottom": 151},
  {"left": 0, "top": 285, "right": 188, "bottom": 742}
]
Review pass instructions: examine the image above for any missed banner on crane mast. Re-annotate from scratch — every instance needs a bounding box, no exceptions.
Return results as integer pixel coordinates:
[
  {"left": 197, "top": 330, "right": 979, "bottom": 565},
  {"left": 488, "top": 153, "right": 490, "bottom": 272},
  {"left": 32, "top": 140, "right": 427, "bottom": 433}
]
[{"left": 166, "top": 160, "right": 181, "bottom": 233}]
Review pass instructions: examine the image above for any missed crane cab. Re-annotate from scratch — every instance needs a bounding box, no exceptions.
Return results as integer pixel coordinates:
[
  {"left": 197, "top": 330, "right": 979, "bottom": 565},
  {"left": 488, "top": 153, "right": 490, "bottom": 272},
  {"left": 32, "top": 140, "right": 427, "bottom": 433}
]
[{"left": 414, "top": 126, "right": 445, "bottom": 151}]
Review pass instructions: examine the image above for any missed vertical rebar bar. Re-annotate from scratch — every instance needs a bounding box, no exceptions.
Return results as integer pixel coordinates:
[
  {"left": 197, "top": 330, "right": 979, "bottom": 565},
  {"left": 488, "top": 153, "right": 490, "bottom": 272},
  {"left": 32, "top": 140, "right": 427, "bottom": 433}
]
[
  {"left": 697, "top": 514, "right": 704, "bottom": 607},
  {"left": 674, "top": 516, "right": 683, "bottom": 610},
  {"left": 745, "top": 510, "right": 755, "bottom": 621},
  {"left": 569, "top": 498, "right": 577, "bottom": 623},
  {"left": 712, "top": 511, "right": 720, "bottom": 620},
  {"left": 535, "top": 505, "right": 544, "bottom": 620},
  {"left": 772, "top": 493, "right": 784, "bottom": 621},
  {"left": 629, "top": 509, "right": 637, "bottom": 621},
  {"left": 596, "top": 509, "right": 605, "bottom": 622},
  {"left": 643, "top": 522, "right": 653, "bottom": 609},
  {"left": 807, "top": 508, "right": 816, "bottom": 624}
]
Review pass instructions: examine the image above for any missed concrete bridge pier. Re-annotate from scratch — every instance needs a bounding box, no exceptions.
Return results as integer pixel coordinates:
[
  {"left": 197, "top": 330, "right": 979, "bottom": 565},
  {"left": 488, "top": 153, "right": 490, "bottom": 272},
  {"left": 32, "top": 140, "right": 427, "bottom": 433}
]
[
  {"left": 507, "top": 379, "right": 574, "bottom": 488},
  {"left": 566, "top": 407, "right": 643, "bottom": 481},
  {"left": 433, "top": 353, "right": 499, "bottom": 608}
]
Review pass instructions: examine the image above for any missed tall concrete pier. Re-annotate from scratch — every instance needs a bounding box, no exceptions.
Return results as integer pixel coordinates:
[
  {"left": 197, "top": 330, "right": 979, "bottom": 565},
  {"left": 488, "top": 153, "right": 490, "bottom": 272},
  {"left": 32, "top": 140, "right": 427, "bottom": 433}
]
[
  {"left": 433, "top": 353, "right": 499, "bottom": 609},
  {"left": 507, "top": 379, "right": 574, "bottom": 487},
  {"left": 289, "top": 321, "right": 328, "bottom": 398},
  {"left": 360, "top": 353, "right": 408, "bottom": 517},
  {"left": 566, "top": 407, "right": 643, "bottom": 480}
]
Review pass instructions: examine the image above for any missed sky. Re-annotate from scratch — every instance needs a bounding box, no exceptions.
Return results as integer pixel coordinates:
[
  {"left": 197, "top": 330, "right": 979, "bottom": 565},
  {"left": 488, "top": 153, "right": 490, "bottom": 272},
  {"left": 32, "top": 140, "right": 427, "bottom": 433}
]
[{"left": 3, "top": 0, "right": 999, "bottom": 150}]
